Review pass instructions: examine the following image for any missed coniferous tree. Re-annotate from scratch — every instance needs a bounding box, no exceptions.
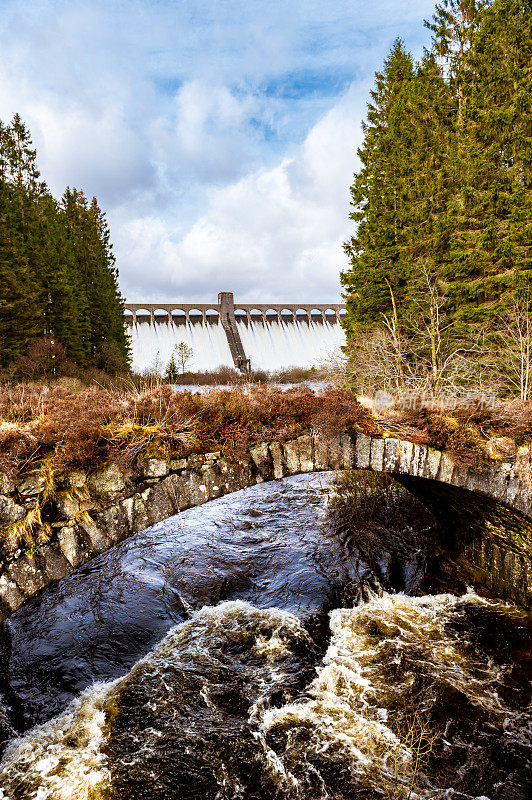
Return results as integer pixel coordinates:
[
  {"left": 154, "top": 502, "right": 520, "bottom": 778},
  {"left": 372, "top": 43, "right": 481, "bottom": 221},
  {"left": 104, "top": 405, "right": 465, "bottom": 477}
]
[
  {"left": 341, "top": 40, "right": 415, "bottom": 337},
  {"left": 444, "top": 0, "right": 532, "bottom": 331},
  {"left": 341, "top": 0, "right": 531, "bottom": 354},
  {"left": 0, "top": 114, "right": 130, "bottom": 373}
]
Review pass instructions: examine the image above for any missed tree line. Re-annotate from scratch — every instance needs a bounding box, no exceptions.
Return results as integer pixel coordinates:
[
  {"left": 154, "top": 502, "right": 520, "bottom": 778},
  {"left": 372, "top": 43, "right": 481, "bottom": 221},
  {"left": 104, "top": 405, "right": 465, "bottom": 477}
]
[
  {"left": 341, "top": 0, "right": 531, "bottom": 395},
  {"left": 0, "top": 114, "right": 130, "bottom": 375}
]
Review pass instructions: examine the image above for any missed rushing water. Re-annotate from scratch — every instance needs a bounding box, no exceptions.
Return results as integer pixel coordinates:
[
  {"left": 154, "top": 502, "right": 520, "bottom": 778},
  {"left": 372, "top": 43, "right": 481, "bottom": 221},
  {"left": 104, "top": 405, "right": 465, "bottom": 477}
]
[
  {"left": 129, "top": 318, "right": 345, "bottom": 373},
  {"left": 0, "top": 475, "right": 530, "bottom": 799}
]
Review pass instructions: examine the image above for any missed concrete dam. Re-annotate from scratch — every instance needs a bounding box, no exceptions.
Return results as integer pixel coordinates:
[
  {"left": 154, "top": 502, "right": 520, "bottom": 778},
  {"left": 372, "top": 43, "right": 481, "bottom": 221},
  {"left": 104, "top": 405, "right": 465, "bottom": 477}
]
[{"left": 125, "top": 292, "right": 347, "bottom": 373}]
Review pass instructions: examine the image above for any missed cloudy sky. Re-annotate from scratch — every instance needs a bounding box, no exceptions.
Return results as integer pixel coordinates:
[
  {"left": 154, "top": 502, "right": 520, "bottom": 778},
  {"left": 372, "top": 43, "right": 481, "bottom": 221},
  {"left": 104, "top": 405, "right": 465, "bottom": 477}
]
[{"left": 0, "top": 0, "right": 436, "bottom": 303}]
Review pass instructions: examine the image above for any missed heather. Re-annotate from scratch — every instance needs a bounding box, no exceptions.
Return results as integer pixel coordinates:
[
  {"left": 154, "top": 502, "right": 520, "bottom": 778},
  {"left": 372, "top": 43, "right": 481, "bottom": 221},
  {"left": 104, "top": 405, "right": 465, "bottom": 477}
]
[
  {"left": 1, "top": 383, "right": 532, "bottom": 485},
  {"left": 0, "top": 383, "right": 374, "bottom": 480}
]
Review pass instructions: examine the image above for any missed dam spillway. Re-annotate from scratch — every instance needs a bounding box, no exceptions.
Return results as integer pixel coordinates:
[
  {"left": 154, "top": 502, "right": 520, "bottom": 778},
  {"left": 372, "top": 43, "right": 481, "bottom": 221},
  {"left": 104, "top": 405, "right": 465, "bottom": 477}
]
[{"left": 125, "top": 293, "right": 346, "bottom": 373}]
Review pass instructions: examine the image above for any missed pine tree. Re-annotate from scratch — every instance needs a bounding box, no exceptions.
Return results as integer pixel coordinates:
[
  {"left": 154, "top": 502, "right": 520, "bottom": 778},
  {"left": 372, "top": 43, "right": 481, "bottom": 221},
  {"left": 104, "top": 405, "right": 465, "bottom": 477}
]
[
  {"left": 0, "top": 118, "right": 42, "bottom": 367},
  {"left": 165, "top": 354, "right": 179, "bottom": 383},
  {"left": 444, "top": 0, "right": 532, "bottom": 331},
  {"left": 341, "top": 0, "right": 531, "bottom": 354}
]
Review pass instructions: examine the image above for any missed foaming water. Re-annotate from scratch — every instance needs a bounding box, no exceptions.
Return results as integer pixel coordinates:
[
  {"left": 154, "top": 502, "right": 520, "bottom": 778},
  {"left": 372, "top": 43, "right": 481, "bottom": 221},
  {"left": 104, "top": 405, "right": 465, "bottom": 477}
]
[
  {"left": 1, "top": 476, "right": 530, "bottom": 799},
  {"left": 129, "top": 318, "right": 344, "bottom": 372},
  {"left": 0, "top": 681, "right": 113, "bottom": 799},
  {"left": 258, "top": 591, "right": 532, "bottom": 798},
  {"left": 1, "top": 593, "right": 530, "bottom": 799}
]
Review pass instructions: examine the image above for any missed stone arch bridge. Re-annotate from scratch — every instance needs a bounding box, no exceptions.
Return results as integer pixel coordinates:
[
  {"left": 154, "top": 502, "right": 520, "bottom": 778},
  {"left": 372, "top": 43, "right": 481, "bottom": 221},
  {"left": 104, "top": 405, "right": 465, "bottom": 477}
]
[{"left": 1, "top": 431, "right": 531, "bottom": 618}]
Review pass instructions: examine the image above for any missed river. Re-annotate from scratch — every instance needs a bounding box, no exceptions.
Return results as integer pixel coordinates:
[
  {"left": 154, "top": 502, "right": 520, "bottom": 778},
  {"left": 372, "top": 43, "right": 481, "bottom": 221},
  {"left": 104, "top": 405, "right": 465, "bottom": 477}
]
[{"left": 0, "top": 474, "right": 530, "bottom": 799}]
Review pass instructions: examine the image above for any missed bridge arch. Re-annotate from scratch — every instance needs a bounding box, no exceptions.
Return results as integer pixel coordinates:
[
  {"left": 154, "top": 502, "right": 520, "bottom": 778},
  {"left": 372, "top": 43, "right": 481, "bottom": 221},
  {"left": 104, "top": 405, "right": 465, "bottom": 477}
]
[
  {"left": 171, "top": 309, "right": 187, "bottom": 325},
  {"left": 2, "top": 431, "right": 530, "bottom": 621},
  {"left": 188, "top": 308, "right": 205, "bottom": 323},
  {"left": 134, "top": 308, "right": 153, "bottom": 324}
]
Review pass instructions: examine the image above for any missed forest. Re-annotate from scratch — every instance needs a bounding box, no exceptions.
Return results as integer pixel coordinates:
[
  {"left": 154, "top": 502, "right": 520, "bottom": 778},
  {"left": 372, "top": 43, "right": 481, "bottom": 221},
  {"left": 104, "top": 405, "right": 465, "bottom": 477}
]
[
  {"left": 0, "top": 115, "right": 130, "bottom": 376},
  {"left": 341, "top": 0, "right": 532, "bottom": 396}
]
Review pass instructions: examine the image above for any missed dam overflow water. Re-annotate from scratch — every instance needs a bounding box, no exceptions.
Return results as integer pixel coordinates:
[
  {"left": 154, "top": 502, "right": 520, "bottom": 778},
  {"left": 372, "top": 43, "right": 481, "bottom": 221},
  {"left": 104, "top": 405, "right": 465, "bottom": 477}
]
[
  {"left": 128, "top": 318, "right": 345, "bottom": 373},
  {"left": 0, "top": 474, "right": 530, "bottom": 799}
]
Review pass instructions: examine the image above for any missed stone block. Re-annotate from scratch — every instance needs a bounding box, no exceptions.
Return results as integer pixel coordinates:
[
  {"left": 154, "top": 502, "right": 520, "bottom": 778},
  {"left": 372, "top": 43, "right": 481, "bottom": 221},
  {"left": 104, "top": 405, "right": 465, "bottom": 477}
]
[
  {"left": 341, "top": 434, "right": 355, "bottom": 469},
  {"left": 327, "top": 435, "right": 343, "bottom": 470},
  {"left": 504, "top": 477, "right": 521, "bottom": 505},
  {"left": 0, "top": 572, "right": 24, "bottom": 612},
  {"left": 411, "top": 444, "right": 427, "bottom": 477},
  {"left": 0, "top": 495, "right": 26, "bottom": 526},
  {"left": 397, "top": 440, "right": 414, "bottom": 474},
  {"left": 55, "top": 493, "right": 80, "bottom": 521},
  {"left": 383, "top": 438, "right": 400, "bottom": 472},
  {"left": 183, "top": 471, "right": 208, "bottom": 505},
  {"left": 237, "top": 454, "right": 256, "bottom": 488},
  {"left": 7, "top": 553, "right": 47, "bottom": 596},
  {"left": 473, "top": 467, "right": 497, "bottom": 496},
  {"left": 187, "top": 454, "right": 205, "bottom": 470},
  {"left": 250, "top": 443, "right": 274, "bottom": 481},
  {"left": 313, "top": 435, "right": 329, "bottom": 471},
  {"left": 165, "top": 474, "right": 192, "bottom": 511},
  {"left": 120, "top": 496, "right": 135, "bottom": 530},
  {"left": 40, "top": 544, "right": 71, "bottom": 582},
  {"left": 513, "top": 485, "right": 531, "bottom": 517},
  {"left": 423, "top": 447, "right": 442, "bottom": 480},
  {"left": 298, "top": 435, "right": 314, "bottom": 472},
  {"left": 490, "top": 469, "right": 510, "bottom": 501},
  {"left": 437, "top": 453, "right": 455, "bottom": 483},
  {"left": 77, "top": 516, "right": 112, "bottom": 553},
  {"left": 170, "top": 458, "right": 187, "bottom": 471},
  {"left": 203, "top": 466, "right": 223, "bottom": 500},
  {"left": 143, "top": 459, "right": 169, "bottom": 479},
  {"left": 88, "top": 465, "right": 125, "bottom": 495},
  {"left": 133, "top": 491, "right": 151, "bottom": 532},
  {"left": 355, "top": 434, "right": 372, "bottom": 470},
  {"left": 283, "top": 440, "right": 300, "bottom": 474},
  {"left": 370, "top": 438, "right": 384, "bottom": 472},
  {"left": 57, "top": 526, "right": 85, "bottom": 567},
  {"left": 144, "top": 482, "right": 176, "bottom": 525},
  {"left": 269, "top": 442, "right": 287, "bottom": 480},
  {"left": 97, "top": 505, "right": 130, "bottom": 542},
  {"left": 204, "top": 451, "right": 220, "bottom": 463},
  {"left": 68, "top": 470, "right": 87, "bottom": 489},
  {"left": 17, "top": 473, "right": 46, "bottom": 498},
  {"left": 450, "top": 465, "right": 468, "bottom": 488}
]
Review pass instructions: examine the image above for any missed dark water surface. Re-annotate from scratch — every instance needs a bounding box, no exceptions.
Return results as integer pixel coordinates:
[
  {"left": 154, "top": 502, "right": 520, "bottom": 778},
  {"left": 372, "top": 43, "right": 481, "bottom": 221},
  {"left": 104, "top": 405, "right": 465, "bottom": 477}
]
[
  {"left": 7, "top": 474, "right": 356, "bottom": 728},
  {"left": 0, "top": 474, "right": 530, "bottom": 799}
]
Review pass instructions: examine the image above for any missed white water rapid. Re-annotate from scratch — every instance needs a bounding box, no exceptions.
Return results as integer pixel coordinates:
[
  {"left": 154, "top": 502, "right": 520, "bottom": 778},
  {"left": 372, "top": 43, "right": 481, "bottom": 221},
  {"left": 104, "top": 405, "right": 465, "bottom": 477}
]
[{"left": 128, "top": 319, "right": 345, "bottom": 373}]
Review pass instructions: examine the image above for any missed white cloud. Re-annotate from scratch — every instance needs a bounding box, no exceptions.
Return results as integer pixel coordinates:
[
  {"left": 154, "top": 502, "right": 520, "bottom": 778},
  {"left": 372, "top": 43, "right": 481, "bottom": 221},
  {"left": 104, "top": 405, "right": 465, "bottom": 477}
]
[
  {"left": 118, "top": 84, "right": 367, "bottom": 302},
  {"left": 0, "top": 0, "right": 437, "bottom": 302}
]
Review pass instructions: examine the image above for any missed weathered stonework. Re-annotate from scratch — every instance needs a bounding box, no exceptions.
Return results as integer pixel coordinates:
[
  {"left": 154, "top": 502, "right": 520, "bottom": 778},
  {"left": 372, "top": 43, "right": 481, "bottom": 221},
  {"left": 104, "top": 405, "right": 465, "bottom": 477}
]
[{"left": 1, "top": 431, "right": 531, "bottom": 618}]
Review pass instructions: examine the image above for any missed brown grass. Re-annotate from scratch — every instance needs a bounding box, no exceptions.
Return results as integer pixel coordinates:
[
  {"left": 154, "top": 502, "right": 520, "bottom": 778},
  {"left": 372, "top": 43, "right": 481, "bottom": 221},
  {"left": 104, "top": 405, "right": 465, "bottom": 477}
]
[
  {"left": 1, "top": 383, "right": 531, "bottom": 483},
  {"left": 0, "top": 383, "right": 373, "bottom": 479}
]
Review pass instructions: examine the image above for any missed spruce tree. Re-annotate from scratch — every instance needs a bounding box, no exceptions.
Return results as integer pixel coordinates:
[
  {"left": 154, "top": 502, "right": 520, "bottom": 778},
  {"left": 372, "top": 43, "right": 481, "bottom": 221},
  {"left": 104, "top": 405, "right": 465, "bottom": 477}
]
[
  {"left": 341, "top": 0, "right": 531, "bottom": 353},
  {"left": 0, "top": 114, "right": 130, "bottom": 374},
  {"left": 444, "top": 0, "right": 532, "bottom": 331},
  {"left": 341, "top": 40, "right": 415, "bottom": 337}
]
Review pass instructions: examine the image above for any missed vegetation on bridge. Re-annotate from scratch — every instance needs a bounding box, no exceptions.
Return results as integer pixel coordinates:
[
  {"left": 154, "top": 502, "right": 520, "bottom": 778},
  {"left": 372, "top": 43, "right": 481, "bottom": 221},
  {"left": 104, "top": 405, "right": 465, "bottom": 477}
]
[
  {"left": 0, "top": 384, "right": 372, "bottom": 481},
  {"left": 1, "top": 382, "right": 531, "bottom": 488}
]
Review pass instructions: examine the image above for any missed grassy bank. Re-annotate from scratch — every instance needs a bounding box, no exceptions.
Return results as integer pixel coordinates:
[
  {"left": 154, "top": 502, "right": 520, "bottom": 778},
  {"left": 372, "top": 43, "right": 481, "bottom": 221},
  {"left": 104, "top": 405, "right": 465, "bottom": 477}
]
[
  {"left": 0, "top": 383, "right": 371, "bottom": 481},
  {"left": 1, "top": 382, "right": 532, "bottom": 484}
]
